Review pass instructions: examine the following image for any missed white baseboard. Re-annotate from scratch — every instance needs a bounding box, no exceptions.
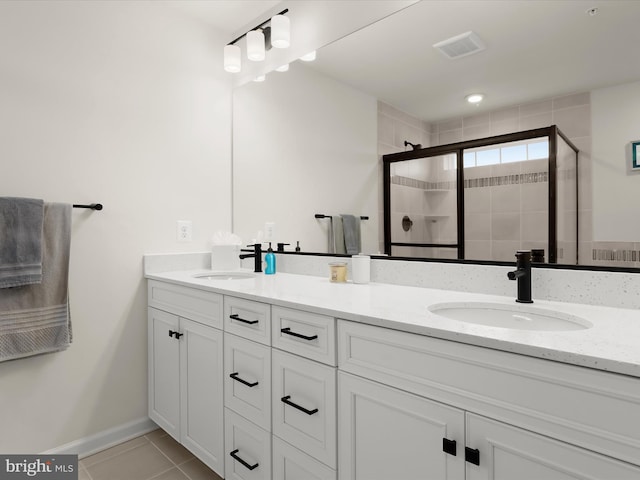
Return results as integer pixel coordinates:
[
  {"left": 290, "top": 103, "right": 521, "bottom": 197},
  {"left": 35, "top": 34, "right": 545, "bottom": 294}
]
[{"left": 43, "top": 417, "right": 158, "bottom": 458}]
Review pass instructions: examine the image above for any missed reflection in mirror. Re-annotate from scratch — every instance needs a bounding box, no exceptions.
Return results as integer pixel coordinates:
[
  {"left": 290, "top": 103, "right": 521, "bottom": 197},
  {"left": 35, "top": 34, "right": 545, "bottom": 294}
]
[
  {"left": 232, "top": 0, "right": 640, "bottom": 269},
  {"left": 383, "top": 127, "right": 579, "bottom": 264}
]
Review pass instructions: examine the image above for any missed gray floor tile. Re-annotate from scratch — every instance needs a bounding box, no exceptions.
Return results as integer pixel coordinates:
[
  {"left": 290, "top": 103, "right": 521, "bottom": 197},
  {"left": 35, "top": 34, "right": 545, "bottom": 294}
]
[
  {"left": 178, "top": 458, "right": 223, "bottom": 480},
  {"left": 145, "top": 428, "right": 169, "bottom": 444},
  {"left": 148, "top": 432, "right": 194, "bottom": 465},
  {"left": 85, "top": 443, "right": 173, "bottom": 480},
  {"left": 82, "top": 436, "right": 148, "bottom": 467},
  {"left": 149, "top": 467, "right": 191, "bottom": 480}
]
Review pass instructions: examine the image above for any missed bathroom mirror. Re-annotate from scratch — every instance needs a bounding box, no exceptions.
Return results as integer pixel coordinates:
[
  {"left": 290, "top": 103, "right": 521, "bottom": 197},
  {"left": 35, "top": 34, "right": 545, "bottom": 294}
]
[{"left": 232, "top": 0, "right": 640, "bottom": 269}]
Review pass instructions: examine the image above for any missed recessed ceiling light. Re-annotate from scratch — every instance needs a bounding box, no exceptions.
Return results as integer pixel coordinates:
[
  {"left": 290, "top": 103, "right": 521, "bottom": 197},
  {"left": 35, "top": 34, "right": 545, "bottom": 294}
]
[{"left": 466, "top": 93, "right": 484, "bottom": 104}]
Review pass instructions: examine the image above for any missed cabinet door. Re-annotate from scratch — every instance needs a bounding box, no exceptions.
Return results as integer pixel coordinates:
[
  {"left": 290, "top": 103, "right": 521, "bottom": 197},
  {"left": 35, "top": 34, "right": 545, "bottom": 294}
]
[
  {"left": 338, "top": 372, "right": 464, "bottom": 480},
  {"left": 466, "top": 413, "right": 640, "bottom": 480},
  {"left": 272, "top": 350, "right": 337, "bottom": 468},
  {"left": 148, "top": 307, "right": 180, "bottom": 441},
  {"left": 180, "top": 318, "right": 224, "bottom": 477}
]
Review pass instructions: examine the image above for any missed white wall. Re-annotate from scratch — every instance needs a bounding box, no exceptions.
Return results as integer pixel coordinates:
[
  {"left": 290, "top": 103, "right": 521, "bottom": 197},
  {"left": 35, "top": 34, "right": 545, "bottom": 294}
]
[
  {"left": 0, "top": 1, "right": 232, "bottom": 452},
  {"left": 233, "top": 62, "right": 378, "bottom": 254},
  {"left": 592, "top": 80, "right": 640, "bottom": 241}
]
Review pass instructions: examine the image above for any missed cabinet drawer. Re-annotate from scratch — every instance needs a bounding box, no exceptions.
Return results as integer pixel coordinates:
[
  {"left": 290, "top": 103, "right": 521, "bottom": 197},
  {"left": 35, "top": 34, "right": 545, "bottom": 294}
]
[
  {"left": 338, "top": 320, "right": 640, "bottom": 466},
  {"left": 224, "top": 333, "right": 271, "bottom": 431},
  {"left": 225, "top": 296, "right": 271, "bottom": 345},
  {"left": 272, "top": 350, "right": 337, "bottom": 468},
  {"left": 148, "top": 280, "right": 223, "bottom": 329},
  {"left": 273, "top": 436, "right": 336, "bottom": 480},
  {"left": 272, "top": 306, "right": 336, "bottom": 366},
  {"left": 225, "top": 408, "right": 271, "bottom": 480}
]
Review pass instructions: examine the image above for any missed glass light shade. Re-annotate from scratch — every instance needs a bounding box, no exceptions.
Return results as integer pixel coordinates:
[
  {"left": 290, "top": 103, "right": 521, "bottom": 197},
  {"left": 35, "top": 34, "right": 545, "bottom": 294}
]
[
  {"left": 247, "top": 30, "right": 265, "bottom": 61},
  {"left": 275, "top": 64, "right": 289, "bottom": 72},
  {"left": 300, "top": 50, "right": 316, "bottom": 62},
  {"left": 254, "top": 75, "right": 266, "bottom": 82},
  {"left": 223, "top": 44, "right": 241, "bottom": 73},
  {"left": 270, "top": 15, "right": 290, "bottom": 49}
]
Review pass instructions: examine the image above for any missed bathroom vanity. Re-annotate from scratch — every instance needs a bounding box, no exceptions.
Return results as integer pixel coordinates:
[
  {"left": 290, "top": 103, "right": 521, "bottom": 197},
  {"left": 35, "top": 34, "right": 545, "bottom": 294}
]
[{"left": 146, "top": 269, "right": 640, "bottom": 480}]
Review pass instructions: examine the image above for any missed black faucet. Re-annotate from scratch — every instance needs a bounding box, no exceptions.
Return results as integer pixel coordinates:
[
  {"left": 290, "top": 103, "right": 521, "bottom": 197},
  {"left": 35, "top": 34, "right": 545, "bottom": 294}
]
[
  {"left": 507, "top": 250, "right": 533, "bottom": 303},
  {"left": 239, "top": 243, "right": 263, "bottom": 273}
]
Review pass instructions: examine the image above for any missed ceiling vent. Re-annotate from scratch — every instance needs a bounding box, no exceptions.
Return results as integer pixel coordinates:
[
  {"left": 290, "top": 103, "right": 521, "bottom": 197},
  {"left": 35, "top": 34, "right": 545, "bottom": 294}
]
[{"left": 433, "top": 31, "right": 485, "bottom": 59}]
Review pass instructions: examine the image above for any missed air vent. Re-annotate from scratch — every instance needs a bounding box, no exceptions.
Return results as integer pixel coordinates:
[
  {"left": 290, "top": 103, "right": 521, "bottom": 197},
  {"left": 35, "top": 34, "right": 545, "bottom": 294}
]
[{"left": 433, "top": 31, "right": 485, "bottom": 59}]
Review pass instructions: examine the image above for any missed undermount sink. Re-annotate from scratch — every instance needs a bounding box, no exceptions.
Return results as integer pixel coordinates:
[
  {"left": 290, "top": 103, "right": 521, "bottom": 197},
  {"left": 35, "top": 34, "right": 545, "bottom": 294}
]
[
  {"left": 428, "top": 302, "right": 592, "bottom": 331},
  {"left": 193, "top": 272, "right": 255, "bottom": 281}
]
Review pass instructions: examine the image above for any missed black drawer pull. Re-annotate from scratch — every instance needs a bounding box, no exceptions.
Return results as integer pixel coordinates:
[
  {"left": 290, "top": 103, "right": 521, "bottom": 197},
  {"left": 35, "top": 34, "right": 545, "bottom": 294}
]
[
  {"left": 229, "top": 449, "right": 259, "bottom": 471},
  {"left": 280, "top": 327, "right": 318, "bottom": 341},
  {"left": 465, "top": 447, "right": 480, "bottom": 466},
  {"left": 281, "top": 395, "right": 318, "bottom": 415},
  {"left": 230, "top": 372, "right": 259, "bottom": 388},
  {"left": 168, "top": 330, "right": 183, "bottom": 339},
  {"left": 230, "top": 313, "right": 259, "bottom": 325},
  {"left": 443, "top": 438, "right": 457, "bottom": 456}
]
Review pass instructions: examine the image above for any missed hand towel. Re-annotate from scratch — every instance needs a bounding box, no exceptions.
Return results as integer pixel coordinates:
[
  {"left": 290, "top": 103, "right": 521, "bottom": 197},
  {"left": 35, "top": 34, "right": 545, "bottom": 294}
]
[
  {"left": 0, "top": 202, "right": 72, "bottom": 362},
  {"left": 0, "top": 197, "right": 44, "bottom": 288},
  {"left": 341, "top": 214, "right": 361, "bottom": 255},
  {"left": 332, "top": 215, "right": 346, "bottom": 254}
]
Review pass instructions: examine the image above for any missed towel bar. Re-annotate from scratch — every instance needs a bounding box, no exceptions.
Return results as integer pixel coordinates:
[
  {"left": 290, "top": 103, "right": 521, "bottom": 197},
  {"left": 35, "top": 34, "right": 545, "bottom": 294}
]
[
  {"left": 315, "top": 214, "right": 368, "bottom": 220},
  {"left": 73, "top": 203, "right": 103, "bottom": 210}
]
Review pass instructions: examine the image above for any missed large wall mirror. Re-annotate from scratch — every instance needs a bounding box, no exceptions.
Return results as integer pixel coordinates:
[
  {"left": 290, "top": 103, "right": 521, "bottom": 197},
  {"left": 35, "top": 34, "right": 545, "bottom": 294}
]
[{"left": 233, "top": 0, "right": 640, "bottom": 269}]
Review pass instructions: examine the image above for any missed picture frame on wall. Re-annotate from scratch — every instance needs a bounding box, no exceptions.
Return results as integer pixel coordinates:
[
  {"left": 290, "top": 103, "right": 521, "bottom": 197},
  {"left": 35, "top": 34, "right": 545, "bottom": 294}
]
[{"left": 629, "top": 140, "right": 640, "bottom": 173}]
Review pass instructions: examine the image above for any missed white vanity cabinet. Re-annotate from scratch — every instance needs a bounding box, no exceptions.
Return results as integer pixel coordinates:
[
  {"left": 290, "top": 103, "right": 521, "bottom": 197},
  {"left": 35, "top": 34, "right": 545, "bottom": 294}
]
[
  {"left": 338, "top": 320, "right": 640, "bottom": 480},
  {"left": 147, "top": 280, "right": 224, "bottom": 476}
]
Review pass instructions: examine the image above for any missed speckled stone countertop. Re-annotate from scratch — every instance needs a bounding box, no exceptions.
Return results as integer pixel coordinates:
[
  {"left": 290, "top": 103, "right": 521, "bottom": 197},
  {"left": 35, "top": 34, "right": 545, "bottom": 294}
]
[{"left": 146, "top": 269, "right": 640, "bottom": 379}]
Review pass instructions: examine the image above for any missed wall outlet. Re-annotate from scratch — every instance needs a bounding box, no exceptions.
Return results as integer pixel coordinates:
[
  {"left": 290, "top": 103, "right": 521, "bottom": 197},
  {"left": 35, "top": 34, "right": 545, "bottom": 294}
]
[
  {"left": 265, "top": 222, "right": 275, "bottom": 242},
  {"left": 177, "top": 220, "right": 192, "bottom": 242}
]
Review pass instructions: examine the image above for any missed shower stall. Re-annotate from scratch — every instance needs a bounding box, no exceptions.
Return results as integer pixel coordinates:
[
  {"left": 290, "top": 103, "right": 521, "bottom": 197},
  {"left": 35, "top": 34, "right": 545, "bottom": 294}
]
[{"left": 383, "top": 126, "right": 578, "bottom": 264}]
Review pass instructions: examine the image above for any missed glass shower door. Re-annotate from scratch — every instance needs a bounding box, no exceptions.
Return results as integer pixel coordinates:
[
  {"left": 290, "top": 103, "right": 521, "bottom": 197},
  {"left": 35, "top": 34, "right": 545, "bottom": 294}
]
[{"left": 386, "top": 152, "right": 460, "bottom": 259}]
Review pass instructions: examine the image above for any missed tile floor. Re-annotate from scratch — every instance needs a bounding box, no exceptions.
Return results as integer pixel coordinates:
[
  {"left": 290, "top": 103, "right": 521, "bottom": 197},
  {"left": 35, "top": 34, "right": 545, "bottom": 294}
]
[{"left": 78, "top": 429, "right": 222, "bottom": 480}]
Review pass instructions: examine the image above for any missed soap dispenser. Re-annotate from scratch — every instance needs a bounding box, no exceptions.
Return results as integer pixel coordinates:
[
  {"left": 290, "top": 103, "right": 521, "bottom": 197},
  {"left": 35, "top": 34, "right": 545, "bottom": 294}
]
[{"left": 265, "top": 242, "right": 276, "bottom": 275}]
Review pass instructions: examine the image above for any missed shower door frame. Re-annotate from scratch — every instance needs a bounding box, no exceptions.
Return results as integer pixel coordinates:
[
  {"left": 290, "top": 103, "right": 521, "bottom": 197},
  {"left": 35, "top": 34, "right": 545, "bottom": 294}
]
[{"left": 383, "top": 125, "right": 578, "bottom": 263}]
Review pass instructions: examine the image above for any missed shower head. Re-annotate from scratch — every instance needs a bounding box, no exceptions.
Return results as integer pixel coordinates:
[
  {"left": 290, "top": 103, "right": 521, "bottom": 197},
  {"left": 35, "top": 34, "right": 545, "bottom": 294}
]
[{"left": 404, "top": 140, "right": 422, "bottom": 150}]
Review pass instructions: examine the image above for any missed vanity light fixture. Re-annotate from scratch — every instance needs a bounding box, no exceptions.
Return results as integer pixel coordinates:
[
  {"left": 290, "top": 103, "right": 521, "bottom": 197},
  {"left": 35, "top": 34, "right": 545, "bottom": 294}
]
[
  {"left": 466, "top": 93, "right": 484, "bottom": 104},
  {"left": 300, "top": 50, "right": 317, "bottom": 62},
  {"left": 223, "top": 9, "right": 289, "bottom": 73}
]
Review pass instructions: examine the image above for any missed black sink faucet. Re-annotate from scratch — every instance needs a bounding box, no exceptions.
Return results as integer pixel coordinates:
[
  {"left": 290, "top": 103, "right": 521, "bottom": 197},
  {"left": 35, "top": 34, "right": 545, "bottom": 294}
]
[
  {"left": 507, "top": 250, "right": 533, "bottom": 303},
  {"left": 239, "top": 243, "right": 263, "bottom": 273}
]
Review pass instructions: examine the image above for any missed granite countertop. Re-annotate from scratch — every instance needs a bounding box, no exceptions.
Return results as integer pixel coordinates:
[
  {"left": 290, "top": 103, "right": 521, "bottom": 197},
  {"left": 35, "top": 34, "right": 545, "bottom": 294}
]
[{"left": 146, "top": 269, "right": 640, "bottom": 379}]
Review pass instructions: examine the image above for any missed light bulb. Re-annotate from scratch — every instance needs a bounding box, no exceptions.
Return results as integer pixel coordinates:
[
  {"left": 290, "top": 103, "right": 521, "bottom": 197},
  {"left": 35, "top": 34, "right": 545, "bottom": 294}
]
[
  {"left": 247, "top": 30, "right": 265, "bottom": 61},
  {"left": 271, "top": 14, "right": 290, "bottom": 49},
  {"left": 300, "top": 50, "right": 316, "bottom": 62},
  {"left": 466, "top": 93, "right": 484, "bottom": 104},
  {"left": 223, "top": 44, "right": 241, "bottom": 73},
  {"left": 275, "top": 64, "right": 289, "bottom": 72}
]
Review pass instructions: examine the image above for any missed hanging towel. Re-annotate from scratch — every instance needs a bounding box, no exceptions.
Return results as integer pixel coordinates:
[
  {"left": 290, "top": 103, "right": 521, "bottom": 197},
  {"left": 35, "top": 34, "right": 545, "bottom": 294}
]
[
  {"left": 341, "top": 214, "right": 361, "bottom": 255},
  {"left": 0, "top": 197, "right": 44, "bottom": 288},
  {"left": 0, "top": 203, "right": 72, "bottom": 362},
  {"left": 331, "top": 215, "right": 346, "bottom": 254}
]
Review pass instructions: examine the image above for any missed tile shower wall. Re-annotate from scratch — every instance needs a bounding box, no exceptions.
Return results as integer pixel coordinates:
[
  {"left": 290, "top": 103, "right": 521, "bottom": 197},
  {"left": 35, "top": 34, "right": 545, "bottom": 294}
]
[{"left": 378, "top": 101, "right": 432, "bottom": 253}]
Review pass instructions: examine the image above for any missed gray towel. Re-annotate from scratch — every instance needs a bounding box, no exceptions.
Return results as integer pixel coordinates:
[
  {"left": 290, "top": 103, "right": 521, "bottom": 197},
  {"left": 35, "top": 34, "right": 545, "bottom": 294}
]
[
  {"left": 331, "top": 215, "right": 346, "bottom": 254},
  {"left": 341, "top": 214, "right": 361, "bottom": 255},
  {"left": 0, "top": 197, "right": 44, "bottom": 288},
  {"left": 0, "top": 203, "right": 72, "bottom": 362}
]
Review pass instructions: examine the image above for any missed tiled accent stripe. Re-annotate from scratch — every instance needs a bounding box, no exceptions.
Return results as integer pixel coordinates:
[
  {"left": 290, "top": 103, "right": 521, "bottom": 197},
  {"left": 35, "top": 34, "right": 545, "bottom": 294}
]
[
  {"left": 592, "top": 249, "right": 640, "bottom": 262},
  {"left": 391, "top": 172, "right": 548, "bottom": 190},
  {"left": 391, "top": 175, "right": 454, "bottom": 190},
  {"left": 464, "top": 171, "right": 548, "bottom": 188}
]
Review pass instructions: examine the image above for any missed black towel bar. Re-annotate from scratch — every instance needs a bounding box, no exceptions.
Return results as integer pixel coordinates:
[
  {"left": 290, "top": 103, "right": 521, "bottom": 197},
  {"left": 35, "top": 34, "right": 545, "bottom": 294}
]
[
  {"left": 73, "top": 203, "right": 103, "bottom": 210},
  {"left": 315, "top": 214, "right": 368, "bottom": 220}
]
